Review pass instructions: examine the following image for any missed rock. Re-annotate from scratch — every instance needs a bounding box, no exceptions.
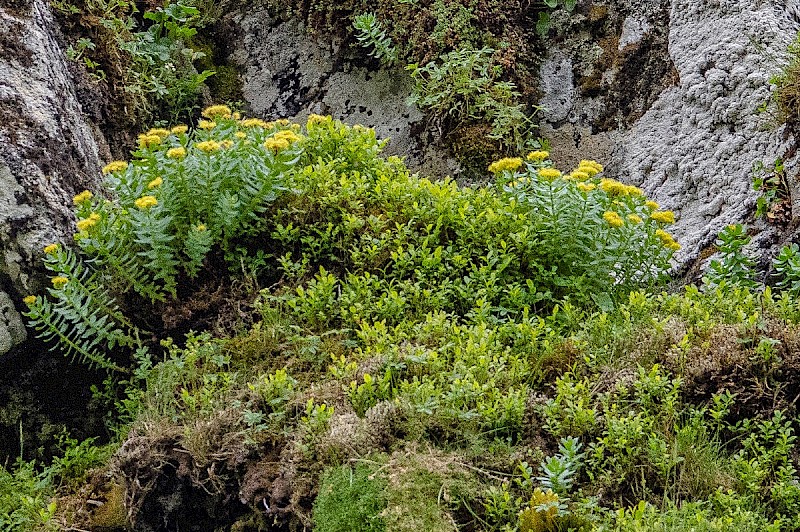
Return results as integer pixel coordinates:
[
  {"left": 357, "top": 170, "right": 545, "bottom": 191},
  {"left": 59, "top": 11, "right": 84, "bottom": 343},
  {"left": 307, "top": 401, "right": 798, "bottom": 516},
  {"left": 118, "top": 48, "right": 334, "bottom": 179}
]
[
  {"left": 0, "top": 0, "right": 104, "bottom": 354},
  {"left": 540, "top": 0, "right": 797, "bottom": 267}
]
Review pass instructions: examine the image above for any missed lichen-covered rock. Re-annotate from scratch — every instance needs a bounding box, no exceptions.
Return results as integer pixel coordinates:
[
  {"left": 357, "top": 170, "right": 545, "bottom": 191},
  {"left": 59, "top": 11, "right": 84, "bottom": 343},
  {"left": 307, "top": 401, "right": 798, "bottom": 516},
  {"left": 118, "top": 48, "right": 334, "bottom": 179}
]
[
  {"left": 0, "top": 0, "right": 104, "bottom": 354},
  {"left": 540, "top": 0, "right": 797, "bottom": 265}
]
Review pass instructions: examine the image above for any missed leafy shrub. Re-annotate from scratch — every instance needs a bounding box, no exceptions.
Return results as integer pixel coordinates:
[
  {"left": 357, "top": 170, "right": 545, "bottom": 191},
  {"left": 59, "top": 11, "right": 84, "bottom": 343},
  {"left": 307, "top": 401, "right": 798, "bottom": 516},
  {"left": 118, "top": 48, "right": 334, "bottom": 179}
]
[
  {"left": 770, "top": 31, "right": 800, "bottom": 127},
  {"left": 703, "top": 224, "right": 759, "bottom": 291},
  {"left": 772, "top": 243, "right": 800, "bottom": 295},
  {"left": 0, "top": 461, "right": 57, "bottom": 531},
  {"left": 353, "top": 13, "right": 397, "bottom": 65}
]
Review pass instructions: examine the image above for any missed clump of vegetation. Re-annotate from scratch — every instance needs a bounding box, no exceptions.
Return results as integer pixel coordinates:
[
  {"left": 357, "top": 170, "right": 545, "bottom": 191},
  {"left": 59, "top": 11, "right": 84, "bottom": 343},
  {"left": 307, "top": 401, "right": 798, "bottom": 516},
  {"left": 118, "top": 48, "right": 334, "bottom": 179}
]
[
  {"left": 770, "top": 32, "right": 800, "bottom": 127},
  {"left": 6, "top": 113, "right": 800, "bottom": 530}
]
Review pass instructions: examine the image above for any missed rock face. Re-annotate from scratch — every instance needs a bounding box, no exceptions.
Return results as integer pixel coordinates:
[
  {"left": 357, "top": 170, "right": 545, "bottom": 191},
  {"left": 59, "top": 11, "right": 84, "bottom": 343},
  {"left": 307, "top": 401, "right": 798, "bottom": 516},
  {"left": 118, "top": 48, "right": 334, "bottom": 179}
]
[
  {"left": 0, "top": 0, "right": 104, "bottom": 354},
  {"left": 536, "top": 0, "right": 798, "bottom": 265}
]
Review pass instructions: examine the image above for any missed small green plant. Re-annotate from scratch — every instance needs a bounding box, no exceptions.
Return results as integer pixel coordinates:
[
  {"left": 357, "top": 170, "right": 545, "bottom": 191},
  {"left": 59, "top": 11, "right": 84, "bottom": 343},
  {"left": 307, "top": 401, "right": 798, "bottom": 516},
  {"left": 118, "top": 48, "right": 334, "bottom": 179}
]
[
  {"left": 752, "top": 159, "right": 788, "bottom": 222},
  {"left": 537, "top": 437, "right": 584, "bottom": 496},
  {"left": 772, "top": 243, "right": 800, "bottom": 295},
  {"left": 703, "top": 224, "right": 759, "bottom": 291},
  {"left": 769, "top": 31, "right": 800, "bottom": 126},
  {"left": 353, "top": 13, "right": 397, "bottom": 65},
  {"left": 0, "top": 460, "right": 57, "bottom": 531},
  {"left": 313, "top": 463, "right": 387, "bottom": 531},
  {"left": 536, "top": 0, "right": 577, "bottom": 36}
]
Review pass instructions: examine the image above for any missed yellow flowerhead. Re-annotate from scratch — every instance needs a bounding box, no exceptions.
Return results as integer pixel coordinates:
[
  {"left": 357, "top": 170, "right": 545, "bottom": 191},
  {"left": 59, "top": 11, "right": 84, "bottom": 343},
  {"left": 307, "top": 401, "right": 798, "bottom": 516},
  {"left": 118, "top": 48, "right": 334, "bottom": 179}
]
[
  {"left": 651, "top": 210, "right": 676, "bottom": 224},
  {"left": 76, "top": 213, "right": 100, "bottom": 231},
  {"left": 202, "top": 104, "right": 233, "bottom": 120},
  {"left": 44, "top": 243, "right": 59, "bottom": 254},
  {"left": 240, "top": 118, "right": 268, "bottom": 128},
  {"left": 600, "top": 178, "right": 626, "bottom": 196},
  {"left": 655, "top": 229, "right": 680, "bottom": 250},
  {"left": 232, "top": 111, "right": 241, "bottom": 120},
  {"left": 221, "top": 140, "right": 234, "bottom": 149},
  {"left": 580, "top": 160, "right": 604, "bottom": 173},
  {"left": 307, "top": 114, "right": 331, "bottom": 127},
  {"left": 488, "top": 157, "right": 523, "bottom": 174},
  {"left": 569, "top": 170, "right": 590, "bottom": 181},
  {"left": 537, "top": 167, "right": 562, "bottom": 180},
  {"left": 51, "top": 276, "right": 68, "bottom": 289},
  {"left": 577, "top": 164, "right": 600, "bottom": 177},
  {"left": 102, "top": 161, "right": 128, "bottom": 175},
  {"left": 167, "top": 147, "right": 187, "bottom": 160},
  {"left": 667, "top": 240, "right": 681, "bottom": 251},
  {"left": 23, "top": 295, "right": 37, "bottom": 306},
  {"left": 627, "top": 214, "right": 643, "bottom": 224},
  {"left": 146, "top": 128, "right": 171, "bottom": 139},
  {"left": 603, "top": 211, "right": 624, "bottom": 228},
  {"left": 147, "top": 177, "right": 163, "bottom": 189},
  {"left": 135, "top": 195, "right": 158, "bottom": 209},
  {"left": 196, "top": 140, "right": 221, "bottom": 153},
  {"left": 198, "top": 120, "right": 217, "bottom": 130},
  {"left": 73, "top": 190, "right": 93, "bottom": 205},
  {"left": 577, "top": 182, "right": 596, "bottom": 193},
  {"left": 171, "top": 125, "right": 189, "bottom": 135},
  {"left": 138, "top": 134, "right": 162, "bottom": 148},
  {"left": 275, "top": 118, "right": 290, "bottom": 126},
  {"left": 196, "top": 223, "right": 207, "bottom": 232},
  {"left": 623, "top": 185, "right": 643, "bottom": 196},
  {"left": 273, "top": 130, "right": 302, "bottom": 143},
  {"left": 235, "top": 132, "right": 247, "bottom": 139},
  {"left": 263, "top": 138, "right": 290, "bottom": 152},
  {"left": 526, "top": 150, "right": 550, "bottom": 162},
  {"left": 645, "top": 200, "right": 660, "bottom": 210}
]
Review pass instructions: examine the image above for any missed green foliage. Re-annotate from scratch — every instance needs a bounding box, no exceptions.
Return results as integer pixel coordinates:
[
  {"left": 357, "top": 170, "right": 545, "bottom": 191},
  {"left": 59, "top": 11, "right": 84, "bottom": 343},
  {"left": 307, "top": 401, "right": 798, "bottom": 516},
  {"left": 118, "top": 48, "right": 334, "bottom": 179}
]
[
  {"left": 703, "top": 224, "right": 759, "bottom": 291},
  {"left": 769, "top": 31, "right": 800, "bottom": 126},
  {"left": 313, "top": 463, "right": 387, "bottom": 531},
  {"left": 407, "top": 48, "right": 537, "bottom": 153},
  {"left": 353, "top": 13, "right": 397, "bottom": 65},
  {"left": 772, "top": 243, "right": 800, "bottom": 295},
  {"left": 537, "top": 437, "right": 583, "bottom": 496},
  {"left": 0, "top": 461, "right": 57, "bottom": 531}
]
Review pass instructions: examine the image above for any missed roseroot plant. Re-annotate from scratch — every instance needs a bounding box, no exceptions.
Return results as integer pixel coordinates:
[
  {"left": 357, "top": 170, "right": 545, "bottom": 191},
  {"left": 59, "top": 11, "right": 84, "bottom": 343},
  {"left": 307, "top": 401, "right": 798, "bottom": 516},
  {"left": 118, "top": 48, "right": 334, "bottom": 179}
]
[
  {"left": 492, "top": 153, "right": 680, "bottom": 309},
  {"left": 23, "top": 105, "right": 300, "bottom": 370},
  {"left": 353, "top": 12, "right": 397, "bottom": 65},
  {"left": 772, "top": 243, "right": 800, "bottom": 296},
  {"left": 703, "top": 224, "right": 759, "bottom": 291}
]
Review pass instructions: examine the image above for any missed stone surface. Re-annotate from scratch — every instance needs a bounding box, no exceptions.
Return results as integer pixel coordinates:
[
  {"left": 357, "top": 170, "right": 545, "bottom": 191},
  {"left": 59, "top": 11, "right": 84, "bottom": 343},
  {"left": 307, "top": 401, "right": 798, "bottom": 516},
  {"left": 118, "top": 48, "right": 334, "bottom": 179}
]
[{"left": 0, "top": 0, "right": 104, "bottom": 354}]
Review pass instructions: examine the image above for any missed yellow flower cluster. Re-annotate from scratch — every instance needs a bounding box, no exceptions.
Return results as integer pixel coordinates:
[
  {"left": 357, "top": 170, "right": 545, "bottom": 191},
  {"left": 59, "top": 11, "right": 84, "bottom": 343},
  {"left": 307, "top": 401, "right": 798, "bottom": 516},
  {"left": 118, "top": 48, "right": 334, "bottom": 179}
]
[
  {"left": 263, "top": 130, "right": 303, "bottom": 152},
  {"left": 196, "top": 223, "right": 207, "bottom": 232},
  {"left": 167, "top": 147, "right": 187, "bottom": 159},
  {"left": 138, "top": 134, "right": 162, "bottom": 148},
  {"left": 603, "top": 211, "right": 624, "bottom": 228},
  {"left": 76, "top": 212, "right": 101, "bottom": 231},
  {"left": 147, "top": 177, "right": 163, "bottom": 189},
  {"left": 488, "top": 157, "right": 523, "bottom": 174},
  {"left": 537, "top": 168, "right": 562, "bottom": 180},
  {"left": 73, "top": 190, "right": 93, "bottom": 205},
  {"left": 307, "top": 114, "right": 332, "bottom": 127},
  {"left": 196, "top": 140, "right": 221, "bottom": 153},
  {"left": 577, "top": 182, "right": 596, "bottom": 192},
  {"left": 656, "top": 229, "right": 681, "bottom": 250},
  {"left": 650, "top": 210, "right": 676, "bottom": 224},
  {"left": 51, "top": 276, "right": 68, "bottom": 289},
  {"left": 23, "top": 295, "right": 37, "bottom": 306},
  {"left": 240, "top": 118, "right": 268, "bottom": 128},
  {"left": 171, "top": 125, "right": 189, "bottom": 135},
  {"left": 526, "top": 150, "right": 550, "bottom": 161},
  {"left": 198, "top": 120, "right": 216, "bottom": 130},
  {"left": 600, "top": 178, "right": 642, "bottom": 197},
  {"left": 579, "top": 160, "right": 603, "bottom": 175},
  {"left": 135, "top": 195, "right": 158, "bottom": 209},
  {"left": 102, "top": 161, "right": 128, "bottom": 175},
  {"left": 221, "top": 140, "right": 234, "bottom": 149},
  {"left": 146, "top": 128, "right": 171, "bottom": 139},
  {"left": 627, "top": 214, "right": 643, "bottom": 224},
  {"left": 44, "top": 243, "right": 59, "bottom": 254},
  {"left": 202, "top": 104, "right": 233, "bottom": 120},
  {"left": 235, "top": 132, "right": 247, "bottom": 139},
  {"left": 567, "top": 170, "right": 590, "bottom": 181},
  {"left": 646, "top": 200, "right": 660, "bottom": 210}
]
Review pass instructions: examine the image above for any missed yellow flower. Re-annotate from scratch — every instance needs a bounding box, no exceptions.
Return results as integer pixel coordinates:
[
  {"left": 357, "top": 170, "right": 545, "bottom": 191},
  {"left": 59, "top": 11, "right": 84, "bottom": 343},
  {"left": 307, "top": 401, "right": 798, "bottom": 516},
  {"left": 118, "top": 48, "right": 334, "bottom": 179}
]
[
  {"left": 627, "top": 214, "right": 643, "bottom": 224},
  {"left": 655, "top": 229, "right": 680, "bottom": 250},
  {"left": 603, "top": 211, "right": 624, "bottom": 228},
  {"left": 147, "top": 177, "right": 163, "bottom": 189},
  {"left": 51, "top": 276, "right": 68, "bottom": 289},
  {"left": 196, "top": 140, "right": 221, "bottom": 153},
  {"left": 167, "top": 147, "right": 187, "bottom": 160},
  {"left": 667, "top": 240, "right": 681, "bottom": 251},
  {"left": 202, "top": 104, "right": 233, "bottom": 119},
  {"left": 73, "top": 190, "right": 93, "bottom": 205},
  {"left": 273, "top": 130, "right": 302, "bottom": 143},
  {"left": 526, "top": 150, "right": 550, "bottom": 161},
  {"left": 240, "top": 118, "right": 268, "bottom": 128},
  {"left": 275, "top": 118, "right": 290, "bottom": 126},
  {"left": 76, "top": 213, "right": 100, "bottom": 231},
  {"left": 196, "top": 223, "right": 207, "bottom": 232},
  {"left": 577, "top": 182, "right": 596, "bottom": 192},
  {"left": 645, "top": 200, "right": 660, "bottom": 210},
  {"left": 235, "top": 132, "right": 247, "bottom": 139},
  {"left": 44, "top": 243, "right": 59, "bottom": 254},
  {"left": 651, "top": 210, "right": 676, "bottom": 224},
  {"left": 307, "top": 114, "right": 331, "bottom": 127},
  {"left": 600, "top": 178, "right": 627, "bottom": 196},
  {"left": 232, "top": 111, "right": 241, "bottom": 120},
  {"left": 171, "top": 125, "right": 189, "bottom": 135},
  {"left": 569, "top": 170, "right": 590, "bottom": 181},
  {"left": 580, "top": 160, "right": 604, "bottom": 173},
  {"left": 101, "top": 161, "right": 128, "bottom": 175},
  {"left": 488, "top": 157, "right": 523, "bottom": 174},
  {"left": 198, "top": 120, "right": 217, "bottom": 130},
  {"left": 134, "top": 195, "right": 158, "bottom": 209},
  {"left": 146, "top": 128, "right": 170, "bottom": 139},
  {"left": 537, "top": 167, "right": 562, "bottom": 180},
  {"left": 23, "top": 295, "right": 37, "bottom": 306},
  {"left": 263, "top": 138, "right": 290, "bottom": 152},
  {"left": 221, "top": 140, "right": 234, "bottom": 149},
  {"left": 577, "top": 164, "right": 600, "bottom": 177},
  {"left": 138, "top": 134, "right": 162, "bottom": 148},
  {"left": 623, "top": 185, "right": 643, "bottom": 196}
]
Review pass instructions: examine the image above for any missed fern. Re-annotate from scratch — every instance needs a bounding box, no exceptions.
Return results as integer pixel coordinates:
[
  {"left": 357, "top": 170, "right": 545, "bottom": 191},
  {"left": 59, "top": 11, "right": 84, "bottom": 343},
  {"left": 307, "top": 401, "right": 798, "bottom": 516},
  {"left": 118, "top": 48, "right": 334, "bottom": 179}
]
[{"left": 353, "top": 13, "right": 397, "bottom": 65}]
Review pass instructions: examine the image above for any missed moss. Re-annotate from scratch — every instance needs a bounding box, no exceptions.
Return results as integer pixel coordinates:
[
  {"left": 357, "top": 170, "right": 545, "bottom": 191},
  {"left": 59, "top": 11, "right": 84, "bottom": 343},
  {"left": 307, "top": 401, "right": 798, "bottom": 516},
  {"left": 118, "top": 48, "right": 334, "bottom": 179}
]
[
  {"left": 313, "top": 463, "right": 388, "bottom": 532},
  {"left": 207, "top": 65, "right": 243, "bottom": 105}
]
